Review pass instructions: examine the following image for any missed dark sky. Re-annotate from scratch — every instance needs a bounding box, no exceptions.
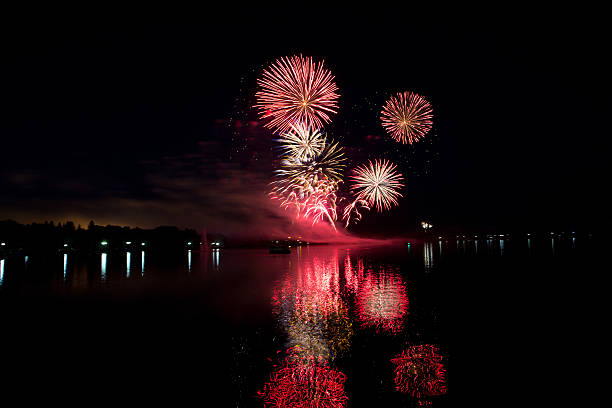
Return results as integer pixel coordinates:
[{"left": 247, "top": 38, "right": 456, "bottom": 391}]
[{"left": 1, "top": 3, "right": 609, "bottom": 236}]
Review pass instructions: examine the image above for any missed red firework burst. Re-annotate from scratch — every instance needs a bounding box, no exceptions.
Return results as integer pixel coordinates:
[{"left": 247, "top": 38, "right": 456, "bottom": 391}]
[
  {"left": 255, "top": 55, "right": 340, "bottom": 133},
  {"left": 258, "top": 357, "right": 348, "bottom": 408},
  {"left": 380, "top": 91, "right": 433, "bottom": 144},
  {"left": 391, "top": 345, "right": 447, "bottom": 400}
]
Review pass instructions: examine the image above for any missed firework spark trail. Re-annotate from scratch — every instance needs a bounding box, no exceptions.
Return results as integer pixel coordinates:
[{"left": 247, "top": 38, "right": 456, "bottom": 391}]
[
  {"left": 255, "top": 55, "right": 340, "bottom": 133},
  {"left": 303, "top": 189, "right": 338, "bottom": 230},
  {"left": 270, "top": 139, "right": 346, "bottom": 229},
  {"left": 381, "top": 91, "right": 433, "bottom": 144},
  {"left": 341, "top": 196, "right": 370, "bottom": 228},
  {"left": 271, "top": 177, "right": 340, "bottom": 229},
  {"left": 350, "top": 159, "right": 404, "bottom": 212},
  {"left": 277, "top": 122, "right": 326, "bottom": 161}
]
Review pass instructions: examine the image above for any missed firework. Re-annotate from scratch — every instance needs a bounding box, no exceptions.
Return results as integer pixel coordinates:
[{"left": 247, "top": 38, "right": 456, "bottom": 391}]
[
  {"left": 341, "top": 196, "right": 370, "bottom": 228},
  {"left": 271, "top": 139, "right": 346, "bottom": 229},
  {"left": 278, "top": 139, "right": 346, "bottom": 184},
  {"left": 350, "top": 159, "right": 404, "bottom": 212},
  {"left": 258, "top": 356, "right": 348, "bottom": 408},
  {"left": 278, "top": 122, "right": 326, "bottom": 161},
  {"left": 380, "top": 91, "right": 433, "bottom": 144},
  {"left": 255, "top": 55, "right": 340, "bottom": 133},
  {"left": 391, "top": 345, "right": 447, "bottom": 400}
]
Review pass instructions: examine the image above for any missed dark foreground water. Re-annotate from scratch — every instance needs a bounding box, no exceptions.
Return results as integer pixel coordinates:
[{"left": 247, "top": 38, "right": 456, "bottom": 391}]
[{"left": 0, "top": 236, "right": 602, "bottom": 406}]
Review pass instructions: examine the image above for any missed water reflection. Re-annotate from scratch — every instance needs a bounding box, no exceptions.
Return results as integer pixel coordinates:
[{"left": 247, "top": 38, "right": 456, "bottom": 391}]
[
  {"left": 141, "top": 251, "right": 145, "bottom": 276},
  {"left": 258, "top": 355, "right": 348, "bottom": 407},
  {"left": 272, "top": 251, "right": 350, "bottom": 361},
  {"left": 63, "top": 253, "right": 68, "bottom": 281},
  {"left": 391, "top": 344, "right": 447, "bottom": 403},
  {"left": 126, "top": 252, "right": 131, "bottom": 278},
  {"left": 500, "top": 239, "right": 504, "bottom": 256},
  {"left": 357, "top": 267, "right": 409, "bottom": 333},
  {"left": 343, "top": 251, "right": 363, "bottom": 294},
  {"left": 0, "top": 258, "right": 4, "bottom": 286},
  {"left": 212, "top": 248, "right": 220, "bottom": 270},
  {"left": 187, "top": 250, "right": 192, "bottom": 273},
  {"left": 424, "top": 242, "right": 434, "bottom": 271},
  {"left": 101, "top": 253, "right": 107, "bottom": 281}
]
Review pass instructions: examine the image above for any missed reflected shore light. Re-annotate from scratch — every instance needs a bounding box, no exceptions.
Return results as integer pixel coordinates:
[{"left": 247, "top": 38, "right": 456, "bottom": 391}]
[
  {"left": 424, "top": 242, "right": 434, "bottom": 271},
  {"left": 101, "top": 253, "right": 107, "bottom": 280},
  {"left": 188, "top": 250, "right": 192, "bottom": 273},
  {"left": 63, "top": 253, "right": 68, "bottom": 281},
  {"left": 212, "top": 248, "right": 220, "bottom": 269},
  {"left": 0, "top": 259, "right": 5, "bottom": 286},
  {"left": 126, "top": 252, "right": 131, "bottom": 278},
  {"left": 141, "top": 251, "right": 145, "bottom": 276}
]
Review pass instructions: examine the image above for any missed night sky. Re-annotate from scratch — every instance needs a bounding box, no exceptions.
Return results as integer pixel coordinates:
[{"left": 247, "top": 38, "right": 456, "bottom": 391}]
[{"left": 1, "top": 3, "right": 609, "bottom": 237}]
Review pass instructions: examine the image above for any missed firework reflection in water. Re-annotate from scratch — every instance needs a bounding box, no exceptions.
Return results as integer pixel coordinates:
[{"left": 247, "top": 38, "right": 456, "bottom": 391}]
[
  {"left": 391, "top": 344, "right": 447, "bottom": 402},
  {"left": 356, "top": 266, "right": 409, "bottom": 333},
  {"left": 272, "top": 252, "right": 352, "bottom": 361},
  {"left": 258, "top": 352, "right": 348, "bottom": 408}
]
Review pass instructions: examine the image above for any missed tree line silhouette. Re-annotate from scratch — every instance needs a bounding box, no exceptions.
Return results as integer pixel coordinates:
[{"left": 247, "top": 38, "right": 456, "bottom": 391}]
[{"left": 0, "top": 219, "right": 200, "bottom": 254}]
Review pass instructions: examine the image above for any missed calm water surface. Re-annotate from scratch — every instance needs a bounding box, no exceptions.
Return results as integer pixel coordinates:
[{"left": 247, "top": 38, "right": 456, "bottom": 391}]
[{"left": 0, "top": 236, "right": 598, "bottom": 406}]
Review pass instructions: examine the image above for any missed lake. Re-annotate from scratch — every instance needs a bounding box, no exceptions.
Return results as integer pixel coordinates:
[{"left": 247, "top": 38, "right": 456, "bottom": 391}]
[{"left": 0, "top": 234, "right": 599, "bottom": 406}]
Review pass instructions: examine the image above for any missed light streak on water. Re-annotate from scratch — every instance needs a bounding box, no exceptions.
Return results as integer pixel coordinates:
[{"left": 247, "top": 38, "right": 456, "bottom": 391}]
[
  {"left": 141, "top": 251, "right": 145, "bottom": 276},
  {"left": 424, "top": 242, "right": 433, "bottom": 271},
  {"left": 212, "top": 249, "right": 220, "bottom": 270},
  {"left": 500, "top": 239, "right": 504, "bottom": 256},
  {"left": 0, "top": 259, "right": 4, "bottom": 286},
  {"left": 126, "top": 252, "right": 131, "bottom": 278},
  {"left": 63, "top": 253, "right": 68, "bottom": 281},
  {"left": 101, "top": 253, "right": 107, "bottom": 281},
  {"left": 551, "top": 238, "right": 555, "bottom": 255},
  {"left": 188, "top": 250, "right": 192, "bottom": 273}
]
